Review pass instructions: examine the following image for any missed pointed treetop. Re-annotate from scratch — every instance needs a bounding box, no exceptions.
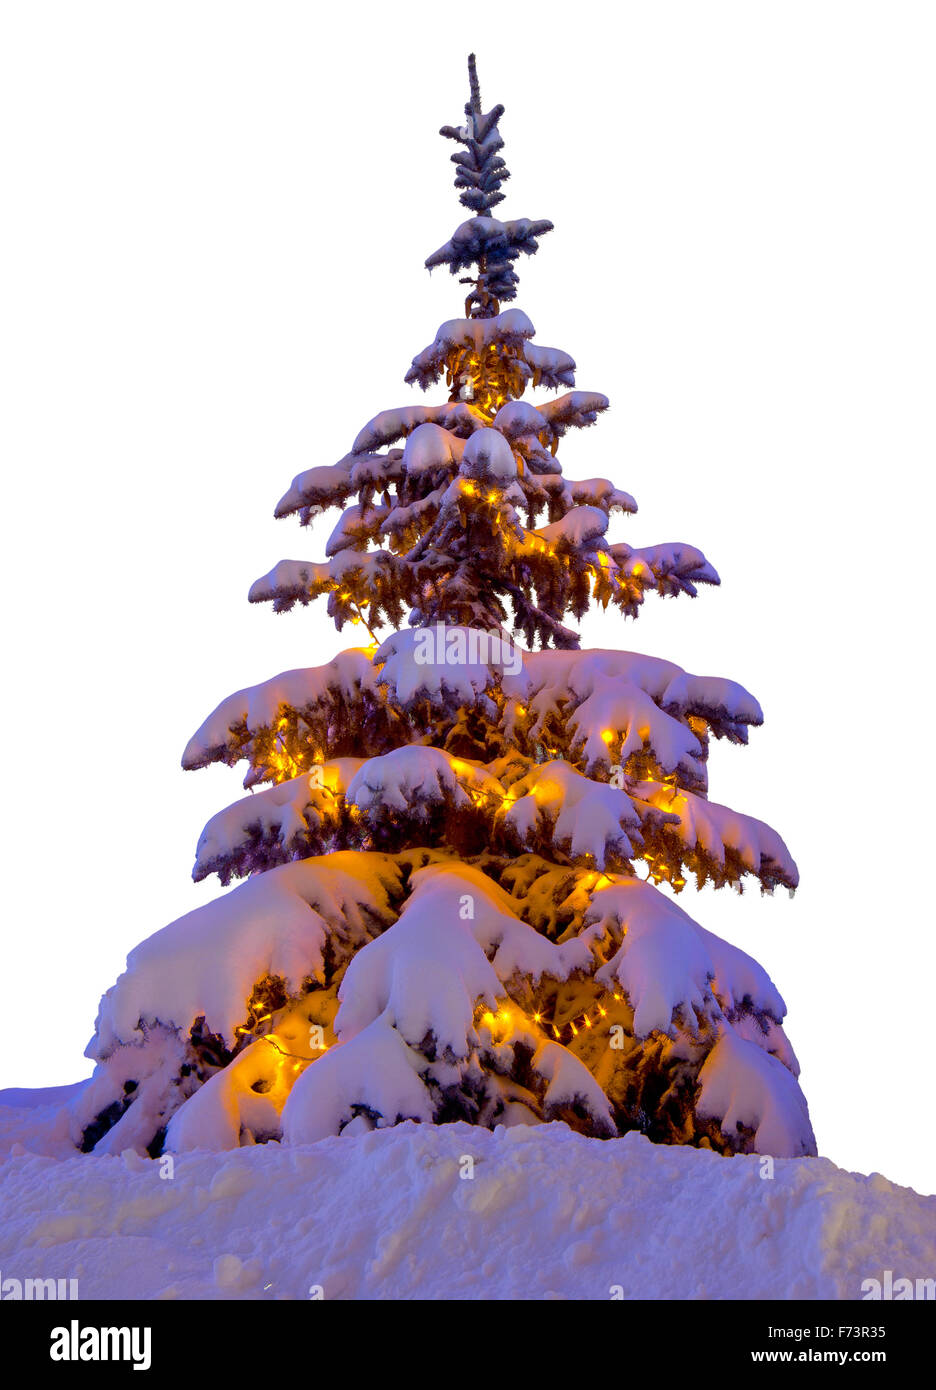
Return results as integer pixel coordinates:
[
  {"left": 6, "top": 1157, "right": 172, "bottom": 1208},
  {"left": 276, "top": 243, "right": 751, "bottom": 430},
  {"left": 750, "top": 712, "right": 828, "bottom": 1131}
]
[
  {"left": 467, "top": 51, "right": 482, "bottom": 114},
  {"left": 439, "top": 53, "right": 510, "bottom": 218},
  {"left": 433, "top": 55, "right": 553, "bottom": 317}
]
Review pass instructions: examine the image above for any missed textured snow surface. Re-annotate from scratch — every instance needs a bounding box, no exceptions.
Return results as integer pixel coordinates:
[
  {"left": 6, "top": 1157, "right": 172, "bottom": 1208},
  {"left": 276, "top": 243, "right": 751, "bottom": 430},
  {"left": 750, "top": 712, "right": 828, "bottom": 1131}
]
[
  {"left": 0, "top": 1114, "right": 932, "bottom": 1300},
  {"left": 88, "top": 852, "right": 399, "bottom": 1055}
]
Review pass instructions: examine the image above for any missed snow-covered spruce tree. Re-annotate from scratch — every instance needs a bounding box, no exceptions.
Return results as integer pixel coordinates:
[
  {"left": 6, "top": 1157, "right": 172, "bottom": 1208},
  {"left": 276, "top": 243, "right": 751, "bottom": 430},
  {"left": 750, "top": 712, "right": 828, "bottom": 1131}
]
[{"left": 71, "top": 56, "right": 815, "bottom": 1160}]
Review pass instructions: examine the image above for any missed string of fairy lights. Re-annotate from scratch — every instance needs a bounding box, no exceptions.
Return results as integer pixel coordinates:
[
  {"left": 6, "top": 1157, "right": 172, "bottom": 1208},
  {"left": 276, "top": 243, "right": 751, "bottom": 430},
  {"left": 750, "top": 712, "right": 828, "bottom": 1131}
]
[
  {"left": 225, "top": 335, "right": 729, "bottom": 1068},
  {"left": 233, "top": 990, "right": 633, "bottom": 1066},
  {"left": 235, "top": 1012, "right": 331, "bottom": 1068},
  {"left": 298, "top": 317, "right": 656, "bottom": 630},
  {"left": 263, "top": 721, "right": 697, "bottom": 890},
  {"left": 447, "top": 340, "right": 524, "bottom": 419},
  {"left": 478, "top": 996, "right": 629, "bottom": 1047}
]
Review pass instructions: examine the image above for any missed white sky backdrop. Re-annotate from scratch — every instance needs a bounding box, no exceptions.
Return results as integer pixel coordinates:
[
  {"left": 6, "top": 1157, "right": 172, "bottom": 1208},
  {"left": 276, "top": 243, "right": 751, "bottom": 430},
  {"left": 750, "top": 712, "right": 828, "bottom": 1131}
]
[{"left": 1, "top": 1, "right": 934, "bottom": 1194}]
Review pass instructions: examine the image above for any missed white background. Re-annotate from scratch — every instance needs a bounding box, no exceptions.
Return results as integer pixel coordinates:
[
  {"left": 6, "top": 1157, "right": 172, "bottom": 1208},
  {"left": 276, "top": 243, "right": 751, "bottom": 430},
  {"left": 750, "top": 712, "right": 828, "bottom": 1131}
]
[{"left": 1, "top": 1, "right": 933, "bottom": 1194}]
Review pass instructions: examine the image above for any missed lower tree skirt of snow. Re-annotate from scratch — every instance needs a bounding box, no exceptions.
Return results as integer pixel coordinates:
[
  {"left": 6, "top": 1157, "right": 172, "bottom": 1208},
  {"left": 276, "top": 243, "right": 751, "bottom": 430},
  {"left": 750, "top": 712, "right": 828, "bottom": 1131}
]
[{"left": 1, "top": 1100, "right": 932, "bottom": 1300}]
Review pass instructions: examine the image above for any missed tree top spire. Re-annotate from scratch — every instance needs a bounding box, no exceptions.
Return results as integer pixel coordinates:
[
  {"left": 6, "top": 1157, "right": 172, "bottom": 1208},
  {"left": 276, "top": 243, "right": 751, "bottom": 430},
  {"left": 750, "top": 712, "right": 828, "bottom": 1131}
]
[
  {"left": 438, "top": 52, "right": 509, "bottom": 218},
  {"left": 432, "top": 55, "right": 553, "bottom": 316},
  {"left": 467, "top": 52, "right": 482, "bottom": 114}
]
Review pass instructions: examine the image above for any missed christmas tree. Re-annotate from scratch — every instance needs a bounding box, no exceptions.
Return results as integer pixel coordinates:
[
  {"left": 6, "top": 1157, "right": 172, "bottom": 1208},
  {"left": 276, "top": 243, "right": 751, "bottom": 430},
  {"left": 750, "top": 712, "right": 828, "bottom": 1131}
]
[{"left": 71, "top": 56, "right": 815, "bottom": 1160}]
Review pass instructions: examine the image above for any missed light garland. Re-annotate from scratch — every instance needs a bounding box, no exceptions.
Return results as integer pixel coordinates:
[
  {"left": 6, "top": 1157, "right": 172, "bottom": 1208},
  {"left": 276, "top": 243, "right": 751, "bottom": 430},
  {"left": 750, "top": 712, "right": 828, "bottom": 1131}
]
[
  {"left": 269, "top": 718, "right": 304, "bottom": 783},
  {"left": 476, "top": 992, "right": 630, "bottom": 1049},
  {"left": 445, "top": 341, "right": 522, "bottom": 420},
  {"left": 255, "top": 724, "right": 714, "bottom": 892}
]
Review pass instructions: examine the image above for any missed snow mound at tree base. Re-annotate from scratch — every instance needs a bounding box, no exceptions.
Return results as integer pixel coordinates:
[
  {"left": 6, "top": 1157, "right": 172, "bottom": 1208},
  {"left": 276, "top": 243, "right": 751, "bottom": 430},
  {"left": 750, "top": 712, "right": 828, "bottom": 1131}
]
[{"left": 0, "top": 1109, "right": 933, "bottom": 1300}]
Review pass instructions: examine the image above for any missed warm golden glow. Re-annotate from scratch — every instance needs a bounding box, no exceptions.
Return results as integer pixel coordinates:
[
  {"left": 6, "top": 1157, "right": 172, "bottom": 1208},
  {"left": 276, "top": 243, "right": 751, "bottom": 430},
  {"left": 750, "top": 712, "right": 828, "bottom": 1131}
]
[{"left": 445, "top": 338, "right": 523, "bottom": 420}]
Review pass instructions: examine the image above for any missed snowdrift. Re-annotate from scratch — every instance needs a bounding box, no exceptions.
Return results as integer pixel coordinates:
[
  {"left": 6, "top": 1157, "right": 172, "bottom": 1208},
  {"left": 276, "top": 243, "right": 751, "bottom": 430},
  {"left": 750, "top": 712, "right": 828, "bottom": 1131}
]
[{"left": 0, "top": 1099, "right": 932, "bottom": 1301}]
